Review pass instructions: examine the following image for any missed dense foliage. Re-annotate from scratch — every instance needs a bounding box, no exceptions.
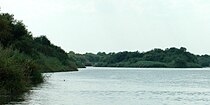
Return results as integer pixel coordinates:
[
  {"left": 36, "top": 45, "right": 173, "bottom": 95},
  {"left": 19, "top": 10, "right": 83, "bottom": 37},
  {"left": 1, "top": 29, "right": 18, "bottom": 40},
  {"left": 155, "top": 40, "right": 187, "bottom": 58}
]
[
  {"left": 69, "top": 47, "right": 210, "bottom": 68},
  {"left": 0, "top": 12, "right": 77, "bottom": 99},
  {"left": 197, "top": 55, "right": 210, "bottom": 67}
]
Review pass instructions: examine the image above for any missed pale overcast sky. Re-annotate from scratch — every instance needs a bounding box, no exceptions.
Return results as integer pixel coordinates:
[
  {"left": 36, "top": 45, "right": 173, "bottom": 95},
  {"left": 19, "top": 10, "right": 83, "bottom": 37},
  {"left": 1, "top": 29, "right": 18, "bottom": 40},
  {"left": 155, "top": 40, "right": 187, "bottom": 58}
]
[{"left": 1, "top": 0, "right": 210, "bottom": 54}]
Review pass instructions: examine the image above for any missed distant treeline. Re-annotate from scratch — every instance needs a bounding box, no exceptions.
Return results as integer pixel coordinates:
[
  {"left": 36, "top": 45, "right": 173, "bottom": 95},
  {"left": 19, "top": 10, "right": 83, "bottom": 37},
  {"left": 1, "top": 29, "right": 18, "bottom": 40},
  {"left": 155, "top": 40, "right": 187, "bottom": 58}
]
[
  {"left": 0, "top": 13, "right": 78, "bottom": 98},
  {"left": 69, "top": 47, "right": 210, "bottom": 68}
]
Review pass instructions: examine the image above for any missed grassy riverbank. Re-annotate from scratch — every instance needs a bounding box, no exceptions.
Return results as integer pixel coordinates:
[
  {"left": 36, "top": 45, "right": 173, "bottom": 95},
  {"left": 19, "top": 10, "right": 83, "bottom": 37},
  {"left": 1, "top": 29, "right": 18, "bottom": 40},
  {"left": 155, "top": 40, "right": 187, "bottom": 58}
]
[{"left": 0, "top": 12, "right": 78, "bottom": 102}]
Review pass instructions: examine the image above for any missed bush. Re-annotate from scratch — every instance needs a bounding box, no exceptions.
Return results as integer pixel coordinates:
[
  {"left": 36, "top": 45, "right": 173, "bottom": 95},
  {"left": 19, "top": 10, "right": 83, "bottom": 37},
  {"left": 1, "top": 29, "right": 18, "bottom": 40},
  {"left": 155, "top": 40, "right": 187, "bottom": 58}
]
[{"left": 0, "top": 48, "right": 43, "bottom": 94}]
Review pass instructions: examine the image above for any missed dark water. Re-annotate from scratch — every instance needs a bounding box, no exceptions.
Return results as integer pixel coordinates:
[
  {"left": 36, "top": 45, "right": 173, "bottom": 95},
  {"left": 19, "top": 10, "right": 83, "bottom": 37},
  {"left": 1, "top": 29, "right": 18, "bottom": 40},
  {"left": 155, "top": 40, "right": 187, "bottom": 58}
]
[{"left": 6, "top": 67, "right": 210, "bottom": 105}]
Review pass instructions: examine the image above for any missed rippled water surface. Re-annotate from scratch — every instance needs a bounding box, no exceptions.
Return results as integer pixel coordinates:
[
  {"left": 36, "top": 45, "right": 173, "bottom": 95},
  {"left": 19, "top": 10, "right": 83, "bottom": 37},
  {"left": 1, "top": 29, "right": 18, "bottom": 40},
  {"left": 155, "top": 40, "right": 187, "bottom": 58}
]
[{"left": 8, "top": 67, "right": 210, "bottom": 105}]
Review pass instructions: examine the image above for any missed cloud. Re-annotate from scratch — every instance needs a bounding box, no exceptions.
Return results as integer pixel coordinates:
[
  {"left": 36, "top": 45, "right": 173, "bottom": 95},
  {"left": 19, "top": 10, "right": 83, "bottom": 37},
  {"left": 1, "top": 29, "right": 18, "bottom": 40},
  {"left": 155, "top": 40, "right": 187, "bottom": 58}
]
[{"left": 1, "top": 0, "right": 210, "bottom": 54}]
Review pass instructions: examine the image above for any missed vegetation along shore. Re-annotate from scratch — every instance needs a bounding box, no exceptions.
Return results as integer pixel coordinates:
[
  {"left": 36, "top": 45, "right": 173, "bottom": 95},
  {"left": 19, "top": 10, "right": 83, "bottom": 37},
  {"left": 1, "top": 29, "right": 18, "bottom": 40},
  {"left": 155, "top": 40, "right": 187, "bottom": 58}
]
[
  {"left": 0, "top": 12, "right": 78, "bottom": 101},
  {"left": 69, "top": 47, "right": 210, "bottom": 68}
]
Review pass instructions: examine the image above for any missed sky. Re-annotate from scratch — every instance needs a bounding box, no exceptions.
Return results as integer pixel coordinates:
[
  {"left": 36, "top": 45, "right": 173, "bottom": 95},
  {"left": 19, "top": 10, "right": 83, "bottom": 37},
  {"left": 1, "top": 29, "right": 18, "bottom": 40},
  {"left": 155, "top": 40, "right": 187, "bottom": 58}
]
[{"left": 1, "top": 0, "right": 210, "bottom": 55}]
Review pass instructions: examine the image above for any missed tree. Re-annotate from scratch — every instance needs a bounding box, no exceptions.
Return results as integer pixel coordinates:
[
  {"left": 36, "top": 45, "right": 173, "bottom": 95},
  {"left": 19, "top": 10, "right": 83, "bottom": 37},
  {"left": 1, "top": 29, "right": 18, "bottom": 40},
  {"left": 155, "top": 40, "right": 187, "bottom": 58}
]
[
  {"left": 34, "top": 35, "right": 51, "bottom": 45},
  {"left": 12, "top": 21, "right": 29, "bottom": 39},
  {"left": 0, "top": 13, "right": 13, "bottom": 47},
  {"left": 180, "top": 47, "right": 187, "bottom": 52}
]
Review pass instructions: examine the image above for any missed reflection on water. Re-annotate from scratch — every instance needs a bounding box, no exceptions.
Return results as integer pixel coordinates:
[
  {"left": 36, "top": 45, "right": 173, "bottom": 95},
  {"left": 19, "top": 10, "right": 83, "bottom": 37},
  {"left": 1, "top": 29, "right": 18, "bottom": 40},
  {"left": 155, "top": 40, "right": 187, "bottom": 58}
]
[{"left": 5, "top": 67, "right": 210, "bottom": 105}]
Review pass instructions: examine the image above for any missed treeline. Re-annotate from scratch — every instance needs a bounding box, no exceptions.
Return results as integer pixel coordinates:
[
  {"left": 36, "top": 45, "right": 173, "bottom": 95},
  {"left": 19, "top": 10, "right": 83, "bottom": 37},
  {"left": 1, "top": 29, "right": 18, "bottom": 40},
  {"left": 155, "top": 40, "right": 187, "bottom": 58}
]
[
  {"left": 0, "top": 13, "right": 77, "bottom": 98},
  {"left": 69, "top": 47, "right": 210, "bottom": 68}
]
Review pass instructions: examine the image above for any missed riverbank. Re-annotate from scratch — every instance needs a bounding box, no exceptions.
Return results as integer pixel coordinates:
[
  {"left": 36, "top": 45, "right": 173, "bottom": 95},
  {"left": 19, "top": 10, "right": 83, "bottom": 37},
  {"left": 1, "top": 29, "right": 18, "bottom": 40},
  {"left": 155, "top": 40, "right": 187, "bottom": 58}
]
[
  {"left": 0, "top": 48, "right": 78, "bottom": 104},
  {"left": 0, "top": 13, "right": 78, "bottom": 104}
]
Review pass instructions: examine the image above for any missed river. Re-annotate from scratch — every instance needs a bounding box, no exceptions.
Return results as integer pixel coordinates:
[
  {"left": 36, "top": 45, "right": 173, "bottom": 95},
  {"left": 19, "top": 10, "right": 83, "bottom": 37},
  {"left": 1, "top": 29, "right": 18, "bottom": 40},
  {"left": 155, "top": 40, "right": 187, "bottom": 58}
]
[{"left": 6, "top": 67, "right": 210, "bottom": 105}]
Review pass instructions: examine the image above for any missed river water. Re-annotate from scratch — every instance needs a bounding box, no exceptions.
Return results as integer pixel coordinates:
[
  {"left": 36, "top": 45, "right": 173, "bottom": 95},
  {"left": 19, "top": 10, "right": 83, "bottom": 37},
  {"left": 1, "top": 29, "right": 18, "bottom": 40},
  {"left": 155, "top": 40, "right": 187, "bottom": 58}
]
[{"left": 7, "top": 67, "right": 210, "bottom": 105}]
